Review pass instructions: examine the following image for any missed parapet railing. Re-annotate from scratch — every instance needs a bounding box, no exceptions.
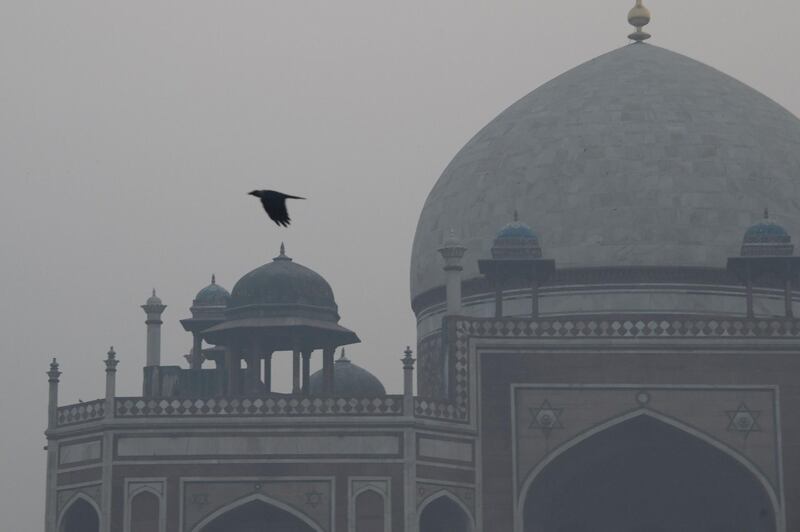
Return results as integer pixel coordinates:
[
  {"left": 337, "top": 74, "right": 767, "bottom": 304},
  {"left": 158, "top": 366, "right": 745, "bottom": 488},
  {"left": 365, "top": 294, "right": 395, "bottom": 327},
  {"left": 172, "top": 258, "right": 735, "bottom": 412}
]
[
  {"left": 114, "top": 395, "right": 405, "bottom": 417},
  {"left": 56, "top": 399, "right": 105, "bottom": 426}
]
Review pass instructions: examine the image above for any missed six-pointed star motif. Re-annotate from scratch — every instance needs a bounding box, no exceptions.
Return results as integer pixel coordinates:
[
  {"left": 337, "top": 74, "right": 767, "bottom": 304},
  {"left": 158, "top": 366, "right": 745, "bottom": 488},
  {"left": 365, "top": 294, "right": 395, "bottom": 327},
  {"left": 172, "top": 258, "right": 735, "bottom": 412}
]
[
  {"left": 528, "top": 399, "right": 564, "bottom": 436},
  {"left": 726, "top": 402, "right": 761, "bottom": 439}
]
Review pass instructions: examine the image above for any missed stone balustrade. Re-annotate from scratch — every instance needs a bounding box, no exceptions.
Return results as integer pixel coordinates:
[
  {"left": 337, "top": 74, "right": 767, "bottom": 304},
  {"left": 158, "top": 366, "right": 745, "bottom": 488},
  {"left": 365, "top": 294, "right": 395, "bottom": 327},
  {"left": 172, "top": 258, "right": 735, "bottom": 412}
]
[{"left": 56, "top": 399, "right": 105, "bottom": 426}]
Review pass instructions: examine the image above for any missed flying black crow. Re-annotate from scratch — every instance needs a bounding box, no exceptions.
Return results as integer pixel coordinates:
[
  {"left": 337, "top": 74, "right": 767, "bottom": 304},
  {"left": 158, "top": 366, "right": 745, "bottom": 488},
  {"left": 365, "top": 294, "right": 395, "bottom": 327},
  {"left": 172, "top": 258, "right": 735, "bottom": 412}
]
[{"left": 248, "top": 190, "right": 305, "bottom": 227}]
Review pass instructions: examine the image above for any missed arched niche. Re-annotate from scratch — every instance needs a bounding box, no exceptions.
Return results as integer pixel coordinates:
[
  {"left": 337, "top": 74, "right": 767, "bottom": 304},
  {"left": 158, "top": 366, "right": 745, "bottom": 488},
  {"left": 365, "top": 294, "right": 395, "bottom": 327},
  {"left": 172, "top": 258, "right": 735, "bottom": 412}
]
[
  {"left": 130, "top": 489, "right": 160, "bottom": 532},
  {"left": 194, "top": 493, "right": 322, "bottom": 532},
  {"left": 520, "top": 413, "right": 778, "bottom": 532},
  {"left": 59, "top": 495, "right": 100, "bottom": 532},
  {"left": 355, "top": 488, "right": 385, "bottom": 532},
  {"left": 419, "top": 492, "right": 473, "bottom": 532}
]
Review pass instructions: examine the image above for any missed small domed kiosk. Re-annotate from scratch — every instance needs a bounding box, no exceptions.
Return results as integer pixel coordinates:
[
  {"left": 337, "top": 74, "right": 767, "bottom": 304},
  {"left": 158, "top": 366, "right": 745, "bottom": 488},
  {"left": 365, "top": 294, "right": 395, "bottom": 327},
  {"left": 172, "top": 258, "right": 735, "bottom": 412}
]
[{"left": 203, "top": 244, "right": 359, "bottom": 396}]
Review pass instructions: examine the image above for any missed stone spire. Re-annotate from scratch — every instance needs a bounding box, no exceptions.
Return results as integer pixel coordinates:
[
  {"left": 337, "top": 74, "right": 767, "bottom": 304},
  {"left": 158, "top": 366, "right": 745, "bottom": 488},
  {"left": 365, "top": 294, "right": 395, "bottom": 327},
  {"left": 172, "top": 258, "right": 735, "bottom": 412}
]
[{"left": 628, "top": 0, "right": 651, "bottom": 42}]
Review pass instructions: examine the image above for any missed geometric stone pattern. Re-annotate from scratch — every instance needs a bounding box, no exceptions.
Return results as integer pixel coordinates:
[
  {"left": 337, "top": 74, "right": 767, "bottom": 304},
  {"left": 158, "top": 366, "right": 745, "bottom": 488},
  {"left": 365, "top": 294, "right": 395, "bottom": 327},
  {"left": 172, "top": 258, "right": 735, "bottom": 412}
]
[
  {"left": 726, "top": 403, "right": 762, "bottom": 440},
  {"left": 528, "top": 399, "right": 564, "bottom": 437},
  {"left": 416, "top": 315, "right": 800, "bottom": 424},
  {"left": 417, "top": 481, "right": 475, "bottom": 517},
  {"left": 183, "top": 479, "right": 331, "bottom": 532},
  {"left": 417, "top": 333, "right": 444, "bottom": 399},
  {"left": 57, "top": 399, "right": 105, "bottom": 426},
  {"left": 115, "top": 395, "right": 403, "bottom": 418}
]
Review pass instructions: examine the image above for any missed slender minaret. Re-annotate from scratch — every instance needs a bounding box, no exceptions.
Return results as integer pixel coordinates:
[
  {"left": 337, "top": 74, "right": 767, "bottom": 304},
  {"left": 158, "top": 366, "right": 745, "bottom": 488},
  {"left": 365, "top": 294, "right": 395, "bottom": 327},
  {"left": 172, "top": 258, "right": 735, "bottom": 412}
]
[
  {"left": 142, "top": 289, "right": 166, "bottom": 367},
  {"left": 438, "top": 230, "right": 467, "bottom": 315}
]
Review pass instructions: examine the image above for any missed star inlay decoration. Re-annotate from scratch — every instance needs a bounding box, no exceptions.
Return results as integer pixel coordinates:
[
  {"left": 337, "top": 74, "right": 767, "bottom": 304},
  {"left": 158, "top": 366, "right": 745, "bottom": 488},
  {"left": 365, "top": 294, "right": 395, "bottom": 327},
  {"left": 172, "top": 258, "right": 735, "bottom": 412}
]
[
  {"left": 528, "top": 399, "right": 564, "bottom": 436},
  {"left": 304, "top": 488, "right": 323, "bottom": 509},
  {"left": 726, "top": 402, "right": 762, "bottom": 439}
]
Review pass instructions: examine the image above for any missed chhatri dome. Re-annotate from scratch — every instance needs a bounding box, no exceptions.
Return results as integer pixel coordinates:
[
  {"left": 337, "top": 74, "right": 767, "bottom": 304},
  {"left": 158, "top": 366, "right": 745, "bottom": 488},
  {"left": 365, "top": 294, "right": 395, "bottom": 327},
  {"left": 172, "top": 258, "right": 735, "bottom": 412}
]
[{"left": 410, "top": 37, "right": 800, "bottom": 304}]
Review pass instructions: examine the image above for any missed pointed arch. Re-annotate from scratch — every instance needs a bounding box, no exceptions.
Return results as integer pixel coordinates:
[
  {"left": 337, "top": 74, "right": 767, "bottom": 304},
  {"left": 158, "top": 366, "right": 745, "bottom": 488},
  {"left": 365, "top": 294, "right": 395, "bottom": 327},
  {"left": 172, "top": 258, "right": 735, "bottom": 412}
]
[
  {"left": 57, "top": 492, "right": 101, "bottom": 532},
  {"left": 419, "top": 490, "right": 474, "bottom": 532},
  {"left": 190, "top": 492, "right": 324, "bottom": 532},
  {"left": 515, "top": 409, "right": 782, "bottom": 532},
  {"left": 354, "top": 487, "right": 386, "bottom": 532}
]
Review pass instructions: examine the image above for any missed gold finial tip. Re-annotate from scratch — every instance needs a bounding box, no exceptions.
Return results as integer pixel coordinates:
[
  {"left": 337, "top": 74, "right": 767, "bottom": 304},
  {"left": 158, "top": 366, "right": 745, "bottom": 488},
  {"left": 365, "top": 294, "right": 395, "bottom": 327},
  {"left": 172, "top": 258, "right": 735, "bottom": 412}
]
[{"left": 628, "top": 0, "right": 651, "bottom": 41}]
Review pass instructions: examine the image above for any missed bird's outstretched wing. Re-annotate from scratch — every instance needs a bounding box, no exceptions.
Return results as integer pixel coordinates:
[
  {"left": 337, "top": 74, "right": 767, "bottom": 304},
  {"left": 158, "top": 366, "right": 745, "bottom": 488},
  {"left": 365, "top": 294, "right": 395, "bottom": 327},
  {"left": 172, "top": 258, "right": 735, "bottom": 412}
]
[{"left": 261, "top": 197, "right": 288, "bottom": 226}]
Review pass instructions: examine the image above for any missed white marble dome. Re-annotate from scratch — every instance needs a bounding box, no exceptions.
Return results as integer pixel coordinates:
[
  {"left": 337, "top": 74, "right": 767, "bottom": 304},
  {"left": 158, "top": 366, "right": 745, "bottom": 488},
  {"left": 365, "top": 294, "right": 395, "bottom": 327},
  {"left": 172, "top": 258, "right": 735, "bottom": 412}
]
[{"left": 410, "top": 43, "right": 800, "bottom": 304}]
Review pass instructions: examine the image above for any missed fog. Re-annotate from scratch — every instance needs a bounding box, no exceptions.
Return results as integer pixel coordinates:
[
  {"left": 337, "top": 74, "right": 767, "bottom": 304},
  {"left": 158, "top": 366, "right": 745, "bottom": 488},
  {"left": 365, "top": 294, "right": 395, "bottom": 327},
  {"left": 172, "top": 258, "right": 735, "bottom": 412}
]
[{"left": 1, "top": 0, "right": 798, "bottom": 529}]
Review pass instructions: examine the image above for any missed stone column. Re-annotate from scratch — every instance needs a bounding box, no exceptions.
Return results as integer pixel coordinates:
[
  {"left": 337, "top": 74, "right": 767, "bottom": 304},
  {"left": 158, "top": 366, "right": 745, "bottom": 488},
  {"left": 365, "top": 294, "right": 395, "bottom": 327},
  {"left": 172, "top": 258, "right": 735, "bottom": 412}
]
[
  {"left": 785, "top": 276, "right": 794, "bottom": 318},
  {"left": 247, "top": 338, "right": 261, "bottom": 394},
  {"left": 439, "top": 231, "right": 467, "bottom": 315},
  {"left": 141, "top": 290, "right": 166, "bottom": 367},
  {"left": 301, "top": 350, "right": 312, "bottom": 396},
  {"left": 402, "top": 346, "right": 415, "bottom": 416},
  {"left": 191, "top": 332, "right": 203, "bottom": 370},
  {"left": 263, "top": 352, "right": 273, "bottom": 394},
  {"left": 322, "top": 347, "right": 335, "bottom": 396},
  {"left": 226, "top": 347, "right": 239, "bottom": 396},
  {"left": 494, "top": 282, "right": 504, "bottom": 318},
  {"left": 104, "top": 347, "right": 118, "bottom": 419},
  {"left": 292, "top": 350, "right": 301, "bottom": 394},
  {"left": 531, "top": 282, "right": 540, "bottom": 318}
]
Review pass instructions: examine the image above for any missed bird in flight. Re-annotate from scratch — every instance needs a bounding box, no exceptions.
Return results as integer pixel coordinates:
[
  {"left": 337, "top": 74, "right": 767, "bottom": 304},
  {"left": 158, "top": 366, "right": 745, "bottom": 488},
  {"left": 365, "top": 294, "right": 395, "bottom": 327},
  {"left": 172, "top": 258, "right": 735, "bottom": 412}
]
[{"left": 248, "top": 190, "right": 305, "bottom": 227}]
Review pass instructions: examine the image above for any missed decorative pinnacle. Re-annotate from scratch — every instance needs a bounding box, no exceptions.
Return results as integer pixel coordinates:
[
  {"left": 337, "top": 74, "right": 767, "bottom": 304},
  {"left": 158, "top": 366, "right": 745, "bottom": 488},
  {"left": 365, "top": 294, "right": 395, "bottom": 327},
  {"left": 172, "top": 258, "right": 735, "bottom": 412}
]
[
  {"left": 211, "top": 273, "right": 216, "bottom": 284},
  {"left": 764, "top": 207, "right": 770, "bottom": 219},
  {"left": 47, "top": 357, "right": 61, "bottom": 382},
  {"left": 513, "top": 210, "right": 519, "bottom": 222},
  {"left": 338, "top": 347, "right": 349, "bottom": 361},
  {"left": 274, "top": 242, "right": 292, "bottom": 261},
  {"left": 439, "top": 229, "right": 467, "bottom": 262},
  {"left": 402, "top": 346, "right": 416, "bottom": 369},
  {"left": 628, "top": 0, "right": 651, "bottom": 42},
  {"left": 105, "top": 346, "right": 119, "bottom": 372}
]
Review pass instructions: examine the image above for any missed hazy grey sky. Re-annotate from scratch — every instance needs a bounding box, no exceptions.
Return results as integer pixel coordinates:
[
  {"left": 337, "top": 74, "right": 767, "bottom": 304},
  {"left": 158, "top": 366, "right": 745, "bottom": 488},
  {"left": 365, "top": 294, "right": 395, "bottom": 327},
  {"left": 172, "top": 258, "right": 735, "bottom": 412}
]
[{"left": 1, "top": 1, "right": 798, "bottom": 528}]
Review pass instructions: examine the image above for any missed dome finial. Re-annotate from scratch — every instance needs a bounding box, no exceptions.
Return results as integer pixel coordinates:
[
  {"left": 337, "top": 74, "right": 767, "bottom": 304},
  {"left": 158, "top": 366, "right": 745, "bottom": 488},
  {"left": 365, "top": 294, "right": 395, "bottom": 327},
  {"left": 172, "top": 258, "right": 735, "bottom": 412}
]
[
  {"left": 211, "top": 273, "right": 216, "bottom": 284},
  {"left": 152, "top": 288, "right": 156, "bottom": 297},
  {"left": 764, "top": 207, "right": 770, "bottom": 220},
  {"left": 513, "top": 209, "right": 519, "bottom": 222},
  {"left": 273, "top": 242, "right": 293, "bottom": 261},
  {"left": 628, "top": 0, "right": 651, "bottom": 42},
  {"left": 339, "top": 347, "right": 349, "bottom": 361}
]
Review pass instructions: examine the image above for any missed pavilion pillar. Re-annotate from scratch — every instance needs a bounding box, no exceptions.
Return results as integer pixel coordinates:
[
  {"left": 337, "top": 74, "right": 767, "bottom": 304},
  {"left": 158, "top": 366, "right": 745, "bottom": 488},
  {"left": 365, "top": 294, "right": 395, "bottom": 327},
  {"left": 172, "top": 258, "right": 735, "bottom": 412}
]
[
  {"left": 745, "top": 270, "right": 754, "bottom": 319},
  {"left": 301, "top": 350, "right": 312, "bottom": 396},
  {"left": 322, "top": 347, "right": 335, "bottom": 396},
  {"left": 494, "top": 283, "right": 504, "bottom": 318},
  {"left": 247, "top": 339, "right": 261, "bottom": 394},
  {"left": 226, "top": 347, "right": 239, "bottom": 396},
  {"left": 292, "top": 350, "right": 301, "bottom": 394},
  {"left": 785, "top": 276, "right": 794, "bottom": 318},
  {"left": 263, "top": 352, "right": 273, "bottom": 394},
  {"left": 191, "top": 332, "right": 203, "bottom": 369},
  {"left": 531, "top": 282, "right": 540, "bottom": 318}
]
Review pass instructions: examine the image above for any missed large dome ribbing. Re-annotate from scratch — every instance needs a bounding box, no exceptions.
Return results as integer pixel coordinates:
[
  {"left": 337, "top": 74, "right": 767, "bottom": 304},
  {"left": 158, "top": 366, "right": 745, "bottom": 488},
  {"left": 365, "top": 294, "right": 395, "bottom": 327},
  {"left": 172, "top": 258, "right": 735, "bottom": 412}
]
[{"left": 410, "top": 44, "right": 800, "bottom": 304}]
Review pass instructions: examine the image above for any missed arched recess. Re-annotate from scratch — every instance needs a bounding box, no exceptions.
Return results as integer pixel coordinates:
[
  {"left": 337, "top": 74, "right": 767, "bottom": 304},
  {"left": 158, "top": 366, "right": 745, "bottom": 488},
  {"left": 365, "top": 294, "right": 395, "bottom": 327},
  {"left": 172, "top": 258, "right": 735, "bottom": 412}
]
[
  {"left": 58, "top": 493, "right": 100, "bottom": 532},
  {"left": 419, "top": 491, "right": 474, "bottom": 532},
  {"left": 129, "top": 489, "right": 161, "bottom": 532},
  {"left": 192, "top": 492, "right": 323, "bottom": 532},
  {"left": 354, "top": 488, "right": 386, "bottom": 532},
  {"left": 518, "top": 411, "right": 780, "bottom": 532}
]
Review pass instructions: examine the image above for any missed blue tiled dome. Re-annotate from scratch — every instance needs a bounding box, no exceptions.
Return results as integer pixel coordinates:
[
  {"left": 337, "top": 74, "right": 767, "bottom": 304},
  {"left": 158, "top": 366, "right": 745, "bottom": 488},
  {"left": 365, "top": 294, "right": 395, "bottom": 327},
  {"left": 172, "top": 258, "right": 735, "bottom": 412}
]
[
  {"left": 491, "top": 214, "right": 542, "bottom": 259},
  {"left": 741, "top": 211, "right": 793, "bottom": 256},
  {"left": 743, "top": 221, "right": 790, "bottom": 242},
  {"left": 497, "top": 221, "right": 537, "bottom": 239}
]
